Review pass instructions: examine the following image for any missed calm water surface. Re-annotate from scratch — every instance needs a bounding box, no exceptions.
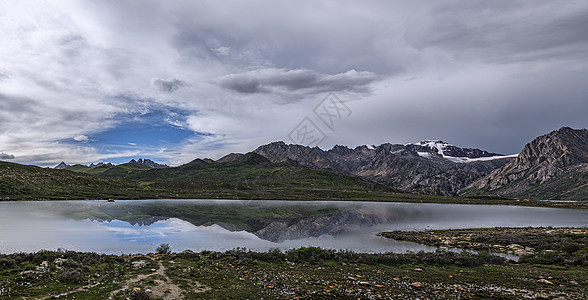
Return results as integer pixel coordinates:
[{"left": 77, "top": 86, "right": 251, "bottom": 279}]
[{"left": 0, "top": 200, "right": 586, "bottom": 254}]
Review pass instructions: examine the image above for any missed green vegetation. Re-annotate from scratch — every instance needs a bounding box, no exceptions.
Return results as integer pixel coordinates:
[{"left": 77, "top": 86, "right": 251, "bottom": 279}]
[
  {"left": 519, "top": 170, "right": 588, "bottom": 201},
  {"left": 460, "top": 167, "right": 588, "bottom": 201},
  {"left": 1, "top": 245, "right": 586, "bottom": 299},
  {"left": 155, "top": 244, "right": 171, "bottom": 255},
  {"left": 66, "top": 163, "right": 152, "bottom": 178},
  {"left": 381, "top": 227, "right": 588, "bottom": 265},
  {"left": 0, "top": 161, "right": 154, "bottom": 200},
  {"left": 0, "top": 249, "right": 157, "bottom": 299}
]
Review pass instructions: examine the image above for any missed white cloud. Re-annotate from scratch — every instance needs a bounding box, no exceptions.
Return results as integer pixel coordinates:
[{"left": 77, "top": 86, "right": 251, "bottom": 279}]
[{"left": 73, "top": 135, "right": 89, "bottom": 142}]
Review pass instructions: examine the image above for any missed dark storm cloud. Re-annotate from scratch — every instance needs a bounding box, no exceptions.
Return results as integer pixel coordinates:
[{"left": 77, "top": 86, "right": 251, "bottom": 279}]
[
  {"left": 0, "top": 153, "right": 15, "bottom": 160},
  {"left": 218, "top": 68, "right": 379, "bottom": 97},
  {"left": 151, "top": 78, "right": 186, "bottom": 93}
]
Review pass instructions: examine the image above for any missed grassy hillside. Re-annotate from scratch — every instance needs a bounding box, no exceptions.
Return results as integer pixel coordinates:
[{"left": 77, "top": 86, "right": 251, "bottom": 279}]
[
  {"left": 0, "top": 161, "right": 153, "bottom": 200},
  {"left": 6, "top": 156, "right": 579, "bottom": 205},
  {"left": 132, "top": 157, "right": 402, "bottom": 200},
  {"left": 65, "top": 163, "right": 151, "bottom": 177},
  {"left": 461, "top": 167, "right": 588, "bottom": 201},
  {"left": 59, "top": 153, "right": 405, "bottom": 201},
  {"left": 1, "top": 157, "right": 404, "bottom": 201}
]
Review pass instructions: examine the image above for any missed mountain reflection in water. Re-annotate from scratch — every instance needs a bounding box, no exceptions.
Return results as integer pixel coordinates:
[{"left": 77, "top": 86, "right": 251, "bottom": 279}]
[{"left": 0, "top": 200, "right": 586, "bottom": 254}]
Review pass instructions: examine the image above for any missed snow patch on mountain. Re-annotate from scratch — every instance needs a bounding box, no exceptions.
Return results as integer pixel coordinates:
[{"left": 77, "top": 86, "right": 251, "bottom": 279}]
[{"left": 411, "top": 140, "right": 515, "bottom": 163}]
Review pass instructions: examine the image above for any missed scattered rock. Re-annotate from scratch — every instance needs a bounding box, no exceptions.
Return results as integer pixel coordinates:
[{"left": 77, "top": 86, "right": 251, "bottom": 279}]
[
  {"left": 132, "top": 260, "right": 147, "bottom": 269},
  {"left": 36, "top": 261, "right": 49, "bottom": 272},
  {"left": 537, "top": 279, "right": 553, "bottom": 285}
]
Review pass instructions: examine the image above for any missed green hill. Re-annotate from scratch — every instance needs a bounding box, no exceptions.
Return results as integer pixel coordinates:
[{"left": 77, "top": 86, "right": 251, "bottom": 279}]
[
  {"left": 2, "top": 154, "right": 402, "bottom": 201},
  {"left": 65, "top": 162, "right": 151, "bottom": 177},
  {"left": 122, "top": 153, "right": 396, "bottom": 200},
  {"left": 0, "top": 161, "right": 153, "bottom": 200}
]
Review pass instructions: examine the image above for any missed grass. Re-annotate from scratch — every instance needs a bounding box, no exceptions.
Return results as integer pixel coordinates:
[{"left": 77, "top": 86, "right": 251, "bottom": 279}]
[
  {"left": 0, "top": 161, "right": 154, "bottom": 200},
  {"left": 1, "top": 246, "right": 586, "bottom": 299}
]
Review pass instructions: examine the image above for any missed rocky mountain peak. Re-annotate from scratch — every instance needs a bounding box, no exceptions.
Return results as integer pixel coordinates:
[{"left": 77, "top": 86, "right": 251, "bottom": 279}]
[
  {"left": 464, "top": 127, "right": 588, "bottom": 198},
  {"left": 54, "top": 162, "right": 70, "bottom": 169},
  {"left": 130, "top": 158, "right": 170, "bottom": 169},
  {"left": 254, "top": 140, "right": 512, "bottom": 195},
  {"left": 89, "top": 162, "right": 114, "bottom": 168},
  {"left": 515, "top": 127, "right": 588, "bottom": 170}
]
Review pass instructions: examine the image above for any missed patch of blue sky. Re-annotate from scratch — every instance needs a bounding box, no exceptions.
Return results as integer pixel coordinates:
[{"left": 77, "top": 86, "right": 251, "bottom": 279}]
[{"left": 65, "top": 100, "right": 214, "bottom": 164}]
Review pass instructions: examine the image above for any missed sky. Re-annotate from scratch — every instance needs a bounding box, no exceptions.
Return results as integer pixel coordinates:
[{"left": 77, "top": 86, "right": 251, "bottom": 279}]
[{"left": 1, "top": 0, "right": 587, "bottom": 167}]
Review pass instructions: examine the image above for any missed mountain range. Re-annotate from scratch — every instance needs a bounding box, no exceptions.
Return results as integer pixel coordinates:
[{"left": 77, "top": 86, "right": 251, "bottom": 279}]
[
  {"left": 2, "top": 127, "right": 588, "bottom": 201},
  {"left": 253, "top": 127, "right": 588, "bottom": 200},
  {"left": 56, "top": 158, "right": 169, "bottom": 170},
  {"left": 253, "top": 140, "right": 515, "bottom": 196}
]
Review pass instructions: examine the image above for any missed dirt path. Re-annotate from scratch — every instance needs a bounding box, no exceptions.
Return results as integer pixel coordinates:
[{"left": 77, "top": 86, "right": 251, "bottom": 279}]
[
  {"left": 42, "top": 282, "right": 101, "bottom": 299},
  {"left": 108, "top": 257, "right": 183, "bottom": 300}
]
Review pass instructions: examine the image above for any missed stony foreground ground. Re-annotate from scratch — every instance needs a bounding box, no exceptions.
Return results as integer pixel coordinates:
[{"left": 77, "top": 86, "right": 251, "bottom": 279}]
[{"left": 1, "top": 227, "right": 587, "bottom": 299}]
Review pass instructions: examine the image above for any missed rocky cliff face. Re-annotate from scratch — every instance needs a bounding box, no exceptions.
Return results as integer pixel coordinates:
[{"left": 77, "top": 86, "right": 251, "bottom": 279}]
[
  {"left": 463, "top": 127, "right": 588, "bottom": 199},
  {"left": 254, "top": 141, "right": 513, "bottom": 196},
  {"left": 130, "top": 158, "right": 170, "bottom": 169}
]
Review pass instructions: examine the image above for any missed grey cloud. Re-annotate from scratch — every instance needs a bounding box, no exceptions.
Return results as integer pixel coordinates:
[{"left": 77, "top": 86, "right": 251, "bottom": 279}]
[
  {"left": 0, "top": 153, "right": 15, "bottom": 160},
  {"left": 218, "top": 68, "right": 379, "bottom": 97},
  {"left": 0, "top": 67, "right": 9, "bottom": 82},
  {"left": 151, "top": 78, "right": 186, "bottom": 93},
  {"left": 403, "top": 1, "right": 588, "bottom": 64},
  {"left": 168, "top": 1, "right": 409, "bottom": 75}
]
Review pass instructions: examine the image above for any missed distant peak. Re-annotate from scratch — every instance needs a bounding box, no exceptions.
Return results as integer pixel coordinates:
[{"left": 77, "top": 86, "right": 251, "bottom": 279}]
[
  {"left": 129, "top": 158, "right": 170, "bottom": 169},
  {"left": 54, "top": 162, "right": 70, "bottom": 169},
  {"left": 89, "top": 162, "right": 114, "bottom": 168}
]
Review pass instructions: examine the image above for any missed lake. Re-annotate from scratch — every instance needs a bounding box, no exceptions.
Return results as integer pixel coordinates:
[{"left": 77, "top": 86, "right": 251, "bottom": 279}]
[{"left": 0, "top": 200, "right": 586, "bottom": 254}]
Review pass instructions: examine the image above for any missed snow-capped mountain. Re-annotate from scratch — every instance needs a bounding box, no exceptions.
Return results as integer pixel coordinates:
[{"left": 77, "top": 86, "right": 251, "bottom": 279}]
[{"left": 407, "top": 140, "right": 517, "bottom": 163}]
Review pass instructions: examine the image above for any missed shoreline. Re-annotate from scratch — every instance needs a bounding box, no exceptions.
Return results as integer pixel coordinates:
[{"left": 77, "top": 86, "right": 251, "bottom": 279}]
[{"left": 1, "top": 196, "right": 587, "bottom": 209}]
